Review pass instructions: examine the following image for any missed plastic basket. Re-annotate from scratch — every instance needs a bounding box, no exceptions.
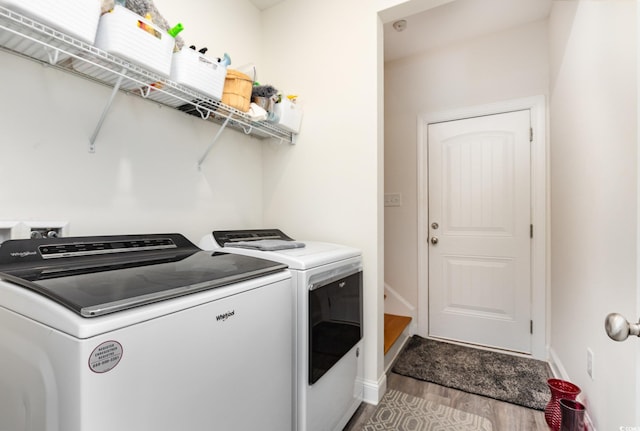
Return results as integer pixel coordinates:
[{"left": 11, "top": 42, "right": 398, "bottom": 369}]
[
  {"left": 170, "top": 49, "right": 227, "bottom": 100},
  {"left": 273, "top": 98, "right": 302, "bottom": 133},
  {"left": 0, "top": 0, "right": 101, "bottom": 44},
  {"left": 94, "top": 5, "right": 174, "bottom": 76}
]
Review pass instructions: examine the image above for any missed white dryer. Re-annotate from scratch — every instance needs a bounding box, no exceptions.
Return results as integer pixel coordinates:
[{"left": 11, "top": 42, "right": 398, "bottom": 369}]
[{"left": 199, "top": 229, "right": 364, "bottom": 431}]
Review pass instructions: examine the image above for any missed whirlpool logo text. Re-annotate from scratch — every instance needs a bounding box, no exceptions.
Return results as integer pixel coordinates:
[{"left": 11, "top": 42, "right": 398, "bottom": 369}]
[
  {"left": 216, "top": 310, "right": 235, "bottom": 322},
  {"left": 10, "top": 251, "right": 36, "bottom": 258}
]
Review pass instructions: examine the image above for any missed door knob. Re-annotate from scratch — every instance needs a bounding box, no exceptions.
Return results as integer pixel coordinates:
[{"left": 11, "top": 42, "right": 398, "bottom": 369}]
[
  {"left": 430, "top": 236, "right": 439, "bottom": 245},
  {"left": 605, "top": 313, "right": 640, "bottom": 341}
]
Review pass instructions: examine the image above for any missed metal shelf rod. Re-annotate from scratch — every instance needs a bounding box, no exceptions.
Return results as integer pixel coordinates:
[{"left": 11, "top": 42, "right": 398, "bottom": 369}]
[
  {"left": 197, "top": 116, "right": 231, "bottom": 170},
  {"left": 89, "top": 67, "right": 126, "bottom": 153}
]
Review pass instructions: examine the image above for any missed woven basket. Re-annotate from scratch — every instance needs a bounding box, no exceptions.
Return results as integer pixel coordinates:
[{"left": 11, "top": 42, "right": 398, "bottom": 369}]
[{"left": 222, "top": 69, "right": 252, "bottom": 112}]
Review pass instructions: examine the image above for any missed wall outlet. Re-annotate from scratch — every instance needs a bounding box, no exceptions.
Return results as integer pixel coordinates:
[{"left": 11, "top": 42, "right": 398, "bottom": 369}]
[
  {"left": 29, "top": 227, "right": 63, "bottom": 239},
  {"left": 23, "top": 221, "right": 69, "bottom": 239},
  {"left": 384, "top": 193, "right": 402, "bottom": 207},
  {"left": 586, "top": 348, "right": 594, "bottom": 380}
]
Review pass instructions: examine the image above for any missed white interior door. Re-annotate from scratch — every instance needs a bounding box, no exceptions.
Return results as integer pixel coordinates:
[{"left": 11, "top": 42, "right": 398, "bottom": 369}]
[{"left": 428, "top": 110, "right": 532, "bottom": 353}]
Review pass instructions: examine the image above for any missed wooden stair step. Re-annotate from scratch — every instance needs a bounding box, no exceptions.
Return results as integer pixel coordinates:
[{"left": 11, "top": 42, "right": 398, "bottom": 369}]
[{"left": 384, "top": 313, "right": 412, "bottom": 354}]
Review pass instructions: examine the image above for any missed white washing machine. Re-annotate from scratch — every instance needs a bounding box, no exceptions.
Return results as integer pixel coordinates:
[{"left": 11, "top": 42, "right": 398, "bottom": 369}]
[
  {"left": 0, "top": 233, "right": 294, "bottom": 431},
  {"left": 199, "top": 229, "right": 364, "bottom": 431}
]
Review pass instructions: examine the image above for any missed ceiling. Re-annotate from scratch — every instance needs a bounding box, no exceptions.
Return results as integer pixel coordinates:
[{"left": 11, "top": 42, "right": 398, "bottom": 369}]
[
  {"left": 249, "top": 0, "right": 284, "bottom": 11},
  {"left": 384, "top": 0, "right": 552, "bottom": 62},
  {"left": 248, "top": 0, "right": 552, "bottom": 62}
]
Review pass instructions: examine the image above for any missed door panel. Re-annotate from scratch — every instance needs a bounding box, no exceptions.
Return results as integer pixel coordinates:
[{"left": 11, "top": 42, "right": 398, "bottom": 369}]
[{"left": 428, "top": 110, "right": 531, "bottom": 353}]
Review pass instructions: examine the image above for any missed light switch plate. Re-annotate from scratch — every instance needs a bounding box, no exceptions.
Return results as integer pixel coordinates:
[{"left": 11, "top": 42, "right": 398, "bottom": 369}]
[{"left": 384, "top": 193, "right": 402, "bottom": 207}]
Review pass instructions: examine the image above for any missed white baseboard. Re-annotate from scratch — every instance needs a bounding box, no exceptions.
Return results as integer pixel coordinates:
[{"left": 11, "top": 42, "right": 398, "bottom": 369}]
[
  {"left": 547, "top": 347, "right": 566, "bottom": 380},
  {"left": 362, "top": 373, "right": 387, "bottom": 405}
]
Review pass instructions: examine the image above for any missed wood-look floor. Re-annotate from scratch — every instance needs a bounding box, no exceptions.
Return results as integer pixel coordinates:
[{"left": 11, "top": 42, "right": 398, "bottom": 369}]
[{"left": 343, "top": 372, "right": 549, "bottom": 431}]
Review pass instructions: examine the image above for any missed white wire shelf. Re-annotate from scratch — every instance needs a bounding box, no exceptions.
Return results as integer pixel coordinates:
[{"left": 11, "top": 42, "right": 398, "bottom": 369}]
[{"left": 0, "top": 6, "right": 295, "bottom": 162}]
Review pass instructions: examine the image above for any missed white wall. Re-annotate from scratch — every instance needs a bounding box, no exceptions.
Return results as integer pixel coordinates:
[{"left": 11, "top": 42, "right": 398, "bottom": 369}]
[
  {"left": 259, "top": 0, "right": 385, "bottom": 400},
  {"left": 1, "top": 0, "right": 387, "bottom": 406},
  {"left": 384, "top": 19, "right": 549, "bottom": 315},
  {"left": 385, "top": 2, "right": 640, "bottom": 427},
  {"left": 152, "top": 0, "right": 262, "bottom": 70},
  {"left": 549, "top": 1, "right": 637, "bottom": 429},
  {"left": 0, "top": 0, "right": 266, "bottom": 244}
]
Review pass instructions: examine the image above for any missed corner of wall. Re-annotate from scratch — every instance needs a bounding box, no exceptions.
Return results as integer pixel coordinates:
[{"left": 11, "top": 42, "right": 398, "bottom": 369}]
[
  {"left": 383, "top": 282, "right": 417, "bottom": 321},
  {"left": 362, "top": 372, "right": 387, "bottom": 405}
]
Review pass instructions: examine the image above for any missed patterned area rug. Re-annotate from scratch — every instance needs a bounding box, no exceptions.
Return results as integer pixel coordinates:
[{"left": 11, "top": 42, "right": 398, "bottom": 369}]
[
  {"left": 392, "top": 336, "right": 552, "bottom": 411},
  {"left": 364, "top": 389, "right": 492, "bottom": 431}
]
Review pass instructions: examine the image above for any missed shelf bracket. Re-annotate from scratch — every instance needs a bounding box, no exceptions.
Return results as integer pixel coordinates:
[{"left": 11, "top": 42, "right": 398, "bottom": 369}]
[
  {"left": 139, "top": 85, "right": 152, "bottom": 98},
  {"left": 195, "top": 105, "right": 211, "bottom": 121},
  {"left": 89, "top": 68, "right": 127, "bottom": 153},
  {"left": 43, "top": 46, "right": 60, "bottom": 65},
  {"left": 197, "top": 116, "right": 231, "bottom": 170}
]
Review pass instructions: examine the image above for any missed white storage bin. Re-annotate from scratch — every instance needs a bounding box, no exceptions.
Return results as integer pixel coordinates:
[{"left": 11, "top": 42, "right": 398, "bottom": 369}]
[
  {"left": 94, "top": 5, "right": 175, "bottom": 76},
  {"left": 273, "top": 99, "right": 303, "bottom": 133},
  {"left": 0, "top": 0, "right": 101, "bottom": 44},
  {"left": 170, "top": 49, "right": 227, "bottom": 100}
]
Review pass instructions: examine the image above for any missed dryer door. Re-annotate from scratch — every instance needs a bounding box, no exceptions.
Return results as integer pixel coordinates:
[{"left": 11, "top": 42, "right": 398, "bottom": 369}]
[{"left": 308, "top": 269, "right": 363, "bottom": 384}]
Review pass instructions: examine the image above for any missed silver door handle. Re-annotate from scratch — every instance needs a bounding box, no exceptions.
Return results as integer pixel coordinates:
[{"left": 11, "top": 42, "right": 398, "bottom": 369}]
[
  {"left": 605, "top": 313, "right": 640, "bottom": 341},
  {"left": 430, "top": 236, "right": 439, "bottom": 245}
]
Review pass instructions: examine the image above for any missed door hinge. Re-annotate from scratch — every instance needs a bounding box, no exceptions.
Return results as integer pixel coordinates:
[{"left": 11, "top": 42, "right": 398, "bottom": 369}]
[
  {"left": 530, "top": 320, "right": 533, "bottom": 334},
  {"left": 529, "top": 127, "right": 533, "bottom": 142},
  {"left": 530, "top": 224, "right": 533, "bottom": 238}
]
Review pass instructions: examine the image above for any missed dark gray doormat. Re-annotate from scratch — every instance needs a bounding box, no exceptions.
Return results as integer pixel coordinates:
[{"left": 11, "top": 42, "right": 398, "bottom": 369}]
[{"left": 392, "top": 336, "right": 552, "bottom": 411}]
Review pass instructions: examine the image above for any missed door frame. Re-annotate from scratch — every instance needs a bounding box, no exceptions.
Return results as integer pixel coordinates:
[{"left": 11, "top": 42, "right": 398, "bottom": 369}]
[{"left": 416, "top": 95, "right": 548, "bottom": 359}]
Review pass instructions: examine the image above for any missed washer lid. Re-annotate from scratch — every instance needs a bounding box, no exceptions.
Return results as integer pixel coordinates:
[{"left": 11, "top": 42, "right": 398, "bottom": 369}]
[
  {"left": 213, "top": 229, "right": 294, "bottom": 246},
  {"left": 0, "top": 233, "right": 286, "bottom": 317},
  {"left": 207, "top": 230, "right": 360, "bottom": 270}
]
